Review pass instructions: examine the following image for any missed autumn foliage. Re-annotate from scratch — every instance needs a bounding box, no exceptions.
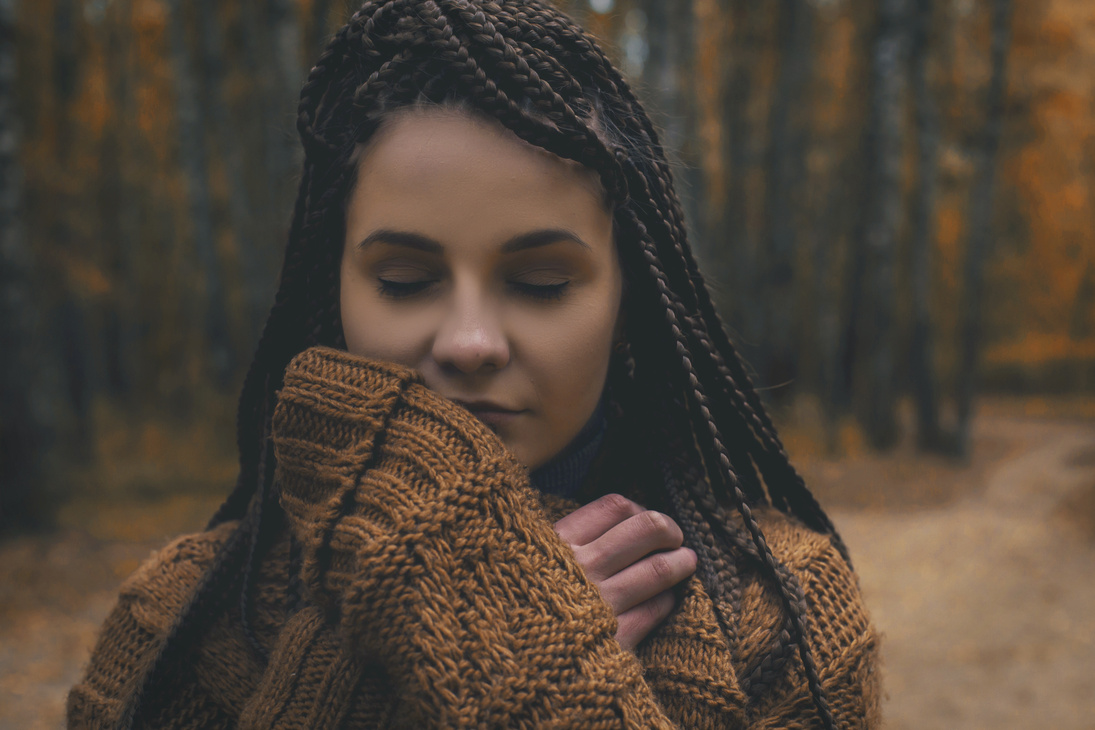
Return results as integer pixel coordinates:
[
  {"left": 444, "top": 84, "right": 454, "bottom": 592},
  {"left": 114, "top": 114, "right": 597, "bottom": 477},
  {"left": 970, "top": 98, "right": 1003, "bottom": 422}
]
[{"left": 2, "top": 0, "right": 1094, "bottom": 516}]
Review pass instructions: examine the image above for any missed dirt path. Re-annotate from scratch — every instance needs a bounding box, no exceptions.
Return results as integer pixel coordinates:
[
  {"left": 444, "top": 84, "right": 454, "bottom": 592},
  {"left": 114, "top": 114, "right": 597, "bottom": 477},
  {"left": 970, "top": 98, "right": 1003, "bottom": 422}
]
[
  {"left": 828, "top": 416, "right": 1095, "bottom": 729},
  {"left": 0, "top": 494, "right": 224, "bottom": 730},
  {"left": 1, "top": 413, "right": 1092, "bottom": 728}
]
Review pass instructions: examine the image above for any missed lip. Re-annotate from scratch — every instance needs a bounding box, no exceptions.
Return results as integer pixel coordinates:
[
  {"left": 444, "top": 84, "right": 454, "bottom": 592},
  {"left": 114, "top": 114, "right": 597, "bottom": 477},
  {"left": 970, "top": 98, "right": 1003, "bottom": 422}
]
[
  {"left": 451, "top": 398, "right": 521, "bottom": 414},
  {"left": 451, "top": 399, "right": 525, "bottom": 428}
]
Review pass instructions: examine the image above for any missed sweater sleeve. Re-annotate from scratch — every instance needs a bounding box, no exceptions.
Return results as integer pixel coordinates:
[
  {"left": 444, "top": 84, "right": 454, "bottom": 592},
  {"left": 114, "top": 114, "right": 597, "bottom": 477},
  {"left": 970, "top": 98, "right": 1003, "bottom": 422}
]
[
  {"left": 66, "top": 523, "right": 238, "bottom": 729},
  {"left": 273, "top": 347, "right": 677, "bottom": 728}
]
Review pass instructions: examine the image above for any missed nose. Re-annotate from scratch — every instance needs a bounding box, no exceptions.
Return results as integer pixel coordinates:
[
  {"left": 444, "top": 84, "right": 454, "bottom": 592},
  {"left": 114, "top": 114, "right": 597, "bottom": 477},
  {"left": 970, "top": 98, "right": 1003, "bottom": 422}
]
[{"left": 431, "top": 291, "right": 510, "bottom": 374}]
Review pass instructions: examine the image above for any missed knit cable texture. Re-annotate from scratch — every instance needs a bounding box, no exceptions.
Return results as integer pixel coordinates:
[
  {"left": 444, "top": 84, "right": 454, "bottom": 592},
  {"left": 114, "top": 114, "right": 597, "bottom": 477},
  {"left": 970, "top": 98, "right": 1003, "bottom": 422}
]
[{"left": 68, "top": 347, "right": 881, "bottom": 729}]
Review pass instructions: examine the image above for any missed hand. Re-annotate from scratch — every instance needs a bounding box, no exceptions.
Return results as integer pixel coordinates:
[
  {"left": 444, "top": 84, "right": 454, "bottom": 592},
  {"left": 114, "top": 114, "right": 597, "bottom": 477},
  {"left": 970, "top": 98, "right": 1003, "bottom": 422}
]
[{"left": 553, "top": 493, "right": 697, "bottom": 651}]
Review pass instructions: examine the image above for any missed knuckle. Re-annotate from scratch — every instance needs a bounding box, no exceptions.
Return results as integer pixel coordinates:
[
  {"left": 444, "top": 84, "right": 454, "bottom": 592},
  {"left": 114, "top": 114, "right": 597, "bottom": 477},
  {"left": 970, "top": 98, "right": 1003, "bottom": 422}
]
[
  {"left": 638, "top": 510, "right": 681, "bottom": 545},
  {"left": 647, "top": 553, "right": 674, "bottom": 583},
  {"left": 598, "top": 493, "right": 637, "bottom": 521},
  {"left": 638, "top": 510, "right": 669, "bottom": 535}
]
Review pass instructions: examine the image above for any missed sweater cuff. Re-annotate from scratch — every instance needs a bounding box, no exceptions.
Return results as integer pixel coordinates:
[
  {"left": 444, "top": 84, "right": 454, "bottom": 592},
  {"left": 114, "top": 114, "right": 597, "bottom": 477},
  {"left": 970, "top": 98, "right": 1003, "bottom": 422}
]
[
  {"left": 273, "top": 347, "right": 419, "bottom": 607},
  {"left": 273, "top": 346, "right": 530, "bottom": 607}
]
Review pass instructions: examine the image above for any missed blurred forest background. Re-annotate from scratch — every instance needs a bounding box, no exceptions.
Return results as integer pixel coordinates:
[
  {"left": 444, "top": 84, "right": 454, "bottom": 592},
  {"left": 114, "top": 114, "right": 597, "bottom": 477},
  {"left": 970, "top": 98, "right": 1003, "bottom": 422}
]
[
  {"left": 1, "top": 0, "right": 1095, "bottom": 727},
  {"left": 2, "top": 0, "right": 1094, "bottom": 519}
]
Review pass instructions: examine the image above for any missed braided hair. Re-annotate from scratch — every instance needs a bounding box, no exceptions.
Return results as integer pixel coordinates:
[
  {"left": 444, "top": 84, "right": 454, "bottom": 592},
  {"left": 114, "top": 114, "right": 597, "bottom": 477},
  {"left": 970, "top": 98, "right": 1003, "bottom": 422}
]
[{"left": 120, "top": 1, "right": 850, "bottom": 726}]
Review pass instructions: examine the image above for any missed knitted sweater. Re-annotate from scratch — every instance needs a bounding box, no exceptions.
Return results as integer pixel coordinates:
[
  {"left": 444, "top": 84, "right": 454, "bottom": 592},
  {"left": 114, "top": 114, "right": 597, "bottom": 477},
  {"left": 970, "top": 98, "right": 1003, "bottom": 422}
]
[{"left": 68, "top": 347, "right": 881, "bottom": 729}]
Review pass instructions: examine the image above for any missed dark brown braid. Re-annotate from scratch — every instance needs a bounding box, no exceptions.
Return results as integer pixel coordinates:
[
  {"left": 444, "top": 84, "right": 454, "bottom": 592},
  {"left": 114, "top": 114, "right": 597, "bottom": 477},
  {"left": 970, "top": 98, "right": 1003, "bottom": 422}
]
[{"left": 121, "top": 2, "right": 849, "bottom": 727}]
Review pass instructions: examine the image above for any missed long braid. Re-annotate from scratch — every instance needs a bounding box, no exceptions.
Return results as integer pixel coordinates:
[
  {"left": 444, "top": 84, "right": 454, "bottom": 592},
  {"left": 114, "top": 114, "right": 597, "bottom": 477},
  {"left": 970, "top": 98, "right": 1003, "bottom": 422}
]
[
  {"left": 609, "top": 334, "right": 747, "bottom": 665},
  {"left": 625, "top": 287, "right": 807, "bottom": 703},
  {"left": 619, "top": 201, "right": 837, "bottom": 728},
  {"left": 661, "top": 447, "right": 744, "bottom": 663}
]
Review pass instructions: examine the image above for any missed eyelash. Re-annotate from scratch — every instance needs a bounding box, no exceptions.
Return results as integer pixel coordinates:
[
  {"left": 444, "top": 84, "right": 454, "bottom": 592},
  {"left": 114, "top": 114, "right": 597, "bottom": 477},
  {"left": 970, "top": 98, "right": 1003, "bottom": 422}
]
[
  {"left": 377, "top": 279, "right": 434, "bottom": 299},
  {"left": 509, "top": 281, "right": 570, "bottom": 301},
  {"left": 375, "top": 279, "right": 571, "bottom": 301}
]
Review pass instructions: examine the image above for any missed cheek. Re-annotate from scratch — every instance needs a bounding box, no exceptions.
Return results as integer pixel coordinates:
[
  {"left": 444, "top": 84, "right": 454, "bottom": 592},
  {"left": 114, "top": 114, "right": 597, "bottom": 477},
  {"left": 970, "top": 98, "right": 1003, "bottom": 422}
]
[
  {"left": 340, "top": 261, "right": 373, "bottom": 355},
  {"left": 524, "top": 295, "right": 619, "bottom": 408},
  {"left": 339, "top": 260, "right": 428, "bottom": 366}
]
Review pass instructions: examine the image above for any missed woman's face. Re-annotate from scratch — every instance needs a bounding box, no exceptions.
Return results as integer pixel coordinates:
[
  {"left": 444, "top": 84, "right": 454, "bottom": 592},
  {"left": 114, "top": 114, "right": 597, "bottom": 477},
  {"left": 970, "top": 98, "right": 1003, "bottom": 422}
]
[{"left": 340, "top": 108, "right": 622, "bottom": 470}]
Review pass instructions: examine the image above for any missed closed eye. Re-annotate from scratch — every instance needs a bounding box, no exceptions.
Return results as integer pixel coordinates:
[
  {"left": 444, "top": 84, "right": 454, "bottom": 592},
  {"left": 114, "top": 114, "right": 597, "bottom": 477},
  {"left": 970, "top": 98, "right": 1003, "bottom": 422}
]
[
  {"left": 509, "top": 281, "right": 570, "bottom": 301},
  {"left": 377, "top": 278, "right": 436, "bottom": 298}
]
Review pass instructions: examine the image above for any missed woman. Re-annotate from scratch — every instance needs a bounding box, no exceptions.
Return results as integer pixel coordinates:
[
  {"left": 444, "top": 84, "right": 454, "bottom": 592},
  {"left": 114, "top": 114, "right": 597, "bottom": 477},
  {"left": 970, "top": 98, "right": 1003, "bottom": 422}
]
[{"left": 68, "top": 1, "right": 880, "bottom": 728}]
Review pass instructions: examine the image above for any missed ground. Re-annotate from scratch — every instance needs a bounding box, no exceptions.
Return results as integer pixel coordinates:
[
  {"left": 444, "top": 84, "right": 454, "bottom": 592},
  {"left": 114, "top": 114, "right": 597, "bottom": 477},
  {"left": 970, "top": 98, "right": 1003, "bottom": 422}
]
[
  {"left": 1, "top": 401, "right": 1092, "bottom": 728},
  {"left": 806, "top": 406, "right": 1095, "bottom": 729}
]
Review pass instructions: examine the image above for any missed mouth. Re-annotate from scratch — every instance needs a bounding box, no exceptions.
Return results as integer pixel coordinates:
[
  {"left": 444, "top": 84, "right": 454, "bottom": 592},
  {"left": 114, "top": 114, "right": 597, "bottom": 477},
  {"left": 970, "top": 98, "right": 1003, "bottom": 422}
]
[{"left": 451, "top": 399, "right": 525, "bottom": 428}]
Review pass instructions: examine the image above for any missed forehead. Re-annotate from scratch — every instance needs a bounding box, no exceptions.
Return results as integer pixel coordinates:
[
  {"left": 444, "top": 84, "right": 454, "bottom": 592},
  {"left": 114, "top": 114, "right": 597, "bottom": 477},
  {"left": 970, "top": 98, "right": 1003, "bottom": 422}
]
[{"left": 348, "top": 108, "right": 609, "bottom": 239}]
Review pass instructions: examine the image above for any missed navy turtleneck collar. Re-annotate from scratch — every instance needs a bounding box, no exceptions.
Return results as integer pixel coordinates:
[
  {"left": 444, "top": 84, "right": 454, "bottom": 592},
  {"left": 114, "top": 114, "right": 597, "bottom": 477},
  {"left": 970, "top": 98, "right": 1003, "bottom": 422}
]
[{"left": 528, "top": 399, "right": 607, "bottom": 499}]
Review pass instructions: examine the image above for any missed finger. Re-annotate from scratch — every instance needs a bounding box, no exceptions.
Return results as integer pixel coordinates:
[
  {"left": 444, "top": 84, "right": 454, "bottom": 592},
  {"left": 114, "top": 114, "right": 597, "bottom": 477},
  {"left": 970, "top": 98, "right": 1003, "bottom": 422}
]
[
  {"left": 615, "top": 589, "right": 677, "bottom": 652},
  {"left": 598, "top": 546, "right": 696, "bottom": 614},
  {"left": 553, "top": 493, "right": 645, "bottom": 547},
  {"left": 581, "top": 510, "right": 685, "bottom": 580}
]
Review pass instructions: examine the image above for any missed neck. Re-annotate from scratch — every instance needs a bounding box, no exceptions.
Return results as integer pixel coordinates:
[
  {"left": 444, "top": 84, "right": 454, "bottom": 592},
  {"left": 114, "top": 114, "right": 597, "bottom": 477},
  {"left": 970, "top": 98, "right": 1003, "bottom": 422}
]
[{"left": 529, "top": 400, "right": 607, "bottom": 499}]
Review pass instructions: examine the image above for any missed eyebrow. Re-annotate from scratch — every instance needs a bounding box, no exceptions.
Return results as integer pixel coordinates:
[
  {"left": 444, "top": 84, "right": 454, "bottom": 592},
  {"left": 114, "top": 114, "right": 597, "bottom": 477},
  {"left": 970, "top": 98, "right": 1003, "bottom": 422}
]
[{"left": 355, "top": 228, "right": 592, "bottom": 254}]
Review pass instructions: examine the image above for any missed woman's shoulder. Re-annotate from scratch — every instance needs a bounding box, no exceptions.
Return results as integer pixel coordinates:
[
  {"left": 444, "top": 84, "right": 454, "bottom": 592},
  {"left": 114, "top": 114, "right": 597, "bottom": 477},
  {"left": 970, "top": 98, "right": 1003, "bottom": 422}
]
[
  {"left": 740, "top": 505, "right": 882, "bottom": 725},
  {"left": 753, "top": 505, "right": 851, "bottom": 570},
  {"left": 748, "top": 504, "right": 872, "bottom": 633},
  {"left": 67, "top": 521, "right": 243, "bottom": 727},
  {"left": 115, "top": 521, "right": 238, "bottom": 631}
]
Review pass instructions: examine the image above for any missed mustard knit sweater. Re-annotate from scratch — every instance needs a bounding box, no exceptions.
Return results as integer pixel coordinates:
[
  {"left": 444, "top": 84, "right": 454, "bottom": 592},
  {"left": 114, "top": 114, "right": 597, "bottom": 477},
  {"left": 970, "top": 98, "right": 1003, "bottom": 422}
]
[{"left": 68, "top": 347, "right": 882, "bottom": 729}]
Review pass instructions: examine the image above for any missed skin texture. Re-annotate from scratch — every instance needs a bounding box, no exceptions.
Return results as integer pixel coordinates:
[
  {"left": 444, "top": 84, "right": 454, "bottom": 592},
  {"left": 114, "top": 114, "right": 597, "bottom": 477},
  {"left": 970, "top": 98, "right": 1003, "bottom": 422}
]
[{"left": 340, "top": 107, "right": 695, "bottom": 649}]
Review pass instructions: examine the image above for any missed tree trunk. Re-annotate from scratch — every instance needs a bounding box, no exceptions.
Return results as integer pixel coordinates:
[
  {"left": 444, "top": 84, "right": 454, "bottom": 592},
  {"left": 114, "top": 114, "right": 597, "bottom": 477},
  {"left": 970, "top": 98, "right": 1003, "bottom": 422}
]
[
  {"left": 717, "top": 0, "right": 764, "bottom": 346},
  {"left": 198, "top": 0, "right": 268, "bottom": 344},
  {"left": 268, "top": 0, "right": 303, "bottom": 183},
  {"left": 1070, "top": 260, "right": 1094, "bottom": 339},
  {"left": 0, "top": 0, "right": 51, "bottom": 520},
  {"left": 247, "top": 0, "right": 302, "bottom": 306},
  {"left": 760, "top": 0, "right": 814, "bottom": 398},
  {"left": 638, "top": 0, "right": 705, "bottom": 266},
  {"left": 955, "top": 0, "right": 1015, "bottom": 456},
  {"left": 831, "top": 0, "right": 875, "bottom": 419},
  {"left": 99, "top": 0, "right": 139, "bottom": 397},
  {"left": 813, "top": 152, "right": 854, "bottom": 452},
  {"left": 670, "top": 0, "right": 704, "bottom": 252},
  {"left": 50, "top": 0, "right": 94, "bottom": 441},
  {"left": 907, "top": 0, "right": 943, "bottom": 450},
  {"left": 858, "top": 0, "right": 909, "bottom": 449},
  {"left": 166, "top": 0, "right": 235, "bottom": 386}
]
